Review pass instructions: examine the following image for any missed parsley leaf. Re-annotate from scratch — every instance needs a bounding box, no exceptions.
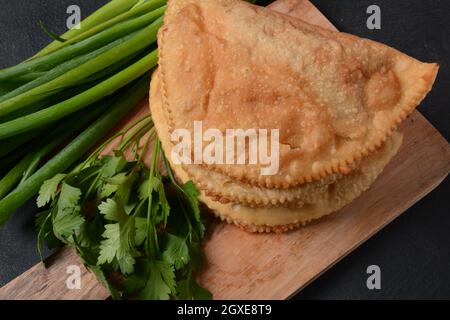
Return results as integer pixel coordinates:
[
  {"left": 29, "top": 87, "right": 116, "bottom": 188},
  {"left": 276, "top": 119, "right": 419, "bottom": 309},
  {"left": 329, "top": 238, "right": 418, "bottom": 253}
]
[
  {"left": 139, "top": 260, "right": 176, "bottom": 300},
  {"left": 77, "top": 215, "right": 104, "bottom": 248},
  {"left": 116, "top": 171, "right": 138, "bottom": 204},
  {"left": 97, "top": 215, "right": 138, "bottom": 275},
  {"left": 97, "top": 223, "right": 120, "bottom": 264},
  {"left": 35, "top": 120, "right": 211, "bottom": 300},
  {"left": 100, "top": 154, "right": 127, "bottom": 178},
  {"left": 57, "top": 182, "right": 82, "bottom": 211},
  {"left": 180, "top": 181, "right": 205, "bottom": 237},
  {"left": 53, "top": 210, "right": 85, "bottom": 242},
  {"left": 135, "top": 217, "right": 147, "bottom": 246},
  {"left": 162, "top": 234, "right": 189, "bottom": 270},
  {"left": 99, "top": 182, "right": 119, "bottom": 199},
  {"left": 177, "top": 274, "right": 212, "bottom": 300},
  {"left": 98, "top": 198, "right": 126, "bottom": 222},
  {"left": 36, "top": 210, "right": 61, "bottom": 263},
  {"left": 53, "top": 182, "right": 84, "bottom": 242},
  {"left": 178, "top": 276, "right": 212, "bottom": 300},
  {"left": 117, "top": 253, "right": 136, "bottom": 276},
  {"left": 37, "top": 174, "right": 66, "bottom": 208},
  {"left": 138, "top": 176, "right": 159, "bottom": 200}
]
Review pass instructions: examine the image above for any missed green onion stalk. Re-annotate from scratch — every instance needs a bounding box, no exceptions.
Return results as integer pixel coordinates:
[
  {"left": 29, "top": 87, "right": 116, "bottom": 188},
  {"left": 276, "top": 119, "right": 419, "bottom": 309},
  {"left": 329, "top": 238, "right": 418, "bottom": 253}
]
[
  {"left": 34, "top": 0, "right": 143, "bottom": 57},
  {"left": 0, "top": 0, "right": 170, "bottom": 226},
  {"left": 0, "top": 50, "right": 158, "bottom": 140},
  {"left": 0, "top": 100, "right": 110, "bottom": 199},
  {"left": 34, "top": 0, "right": 167, "bottom": 58},
  {"left": 0, "top": 75, "right": 151, "bottom": 225},
  {"left": 0, "top": 16, "right": 163, "bottom": 116},
  {"left": 0, "top": 6, "right": 165, "bottom": 82}
]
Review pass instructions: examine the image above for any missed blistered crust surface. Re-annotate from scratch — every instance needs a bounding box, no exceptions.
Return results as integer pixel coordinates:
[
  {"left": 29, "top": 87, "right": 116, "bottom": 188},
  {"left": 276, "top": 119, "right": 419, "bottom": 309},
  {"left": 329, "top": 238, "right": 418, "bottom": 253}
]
[
  {"left": 158, "top": 0, "right": 438, "bottom": 188},
  {"left": 150, "top": 70, "right": 404, "bottom": 232},
  {"left": 151, "top": 71, "right": 336, "bottom": 207},
  {"left": 152, "top": 71, "right": 389, "bottom": 209}
]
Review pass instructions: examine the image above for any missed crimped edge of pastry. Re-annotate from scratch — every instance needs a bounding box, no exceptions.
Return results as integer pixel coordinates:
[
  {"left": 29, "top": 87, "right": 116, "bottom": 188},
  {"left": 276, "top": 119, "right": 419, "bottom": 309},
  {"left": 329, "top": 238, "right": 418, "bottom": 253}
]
[
  {"left": 150, "top": 70, "right": 404, "bottom": 232},
  {"left": 157, "top": 0, "right": 438, "bottom": 190},
  {"left": 150, "top": 70, "right": 338, "bottom": 208},
  {"left": 199, "top": 131, "right": 403, "bottom": 232}
]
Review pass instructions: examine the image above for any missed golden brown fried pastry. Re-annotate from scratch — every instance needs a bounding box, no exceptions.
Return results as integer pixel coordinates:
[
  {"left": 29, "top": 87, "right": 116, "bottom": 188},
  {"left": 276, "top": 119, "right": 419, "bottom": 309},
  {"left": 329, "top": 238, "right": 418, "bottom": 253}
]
[
  {"left": 151, "top": 71, "right": 333, "bottom": 208},
  {"left": 150, "top": 70, "right": 403, "bottom": 232},
  {"left": 204, "top": 129, "right": 402, "bottom": 233},
  {"left": 158, "top": 0, "right": 438, "bottom": 188},
  {"left": 152, "top": 70, "right": 392, "bottom": 210}
]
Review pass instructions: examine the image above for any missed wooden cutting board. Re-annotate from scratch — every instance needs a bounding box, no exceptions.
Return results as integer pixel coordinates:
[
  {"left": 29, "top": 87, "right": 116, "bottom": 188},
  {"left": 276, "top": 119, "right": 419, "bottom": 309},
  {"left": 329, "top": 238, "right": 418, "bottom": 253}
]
[{"left": 1, "top": 0, "right": 449, "bottom": 300}]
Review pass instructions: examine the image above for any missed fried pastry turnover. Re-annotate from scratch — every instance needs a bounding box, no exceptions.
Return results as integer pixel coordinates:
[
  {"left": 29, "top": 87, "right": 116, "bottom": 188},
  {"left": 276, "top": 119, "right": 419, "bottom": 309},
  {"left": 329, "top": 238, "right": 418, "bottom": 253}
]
[
  {"left": 150, "top": 0, "right": 438, "bottom": 232},
  {"left": 151, "top": 70, "right": 402, "bottom": 232}
]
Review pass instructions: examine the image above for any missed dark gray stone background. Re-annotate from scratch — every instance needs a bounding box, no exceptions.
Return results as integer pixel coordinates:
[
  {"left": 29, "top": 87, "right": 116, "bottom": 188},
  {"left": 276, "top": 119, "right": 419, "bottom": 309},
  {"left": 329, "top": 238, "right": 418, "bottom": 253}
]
[{"left": 0, "top": 0, "right": 449, "bottom": 300}]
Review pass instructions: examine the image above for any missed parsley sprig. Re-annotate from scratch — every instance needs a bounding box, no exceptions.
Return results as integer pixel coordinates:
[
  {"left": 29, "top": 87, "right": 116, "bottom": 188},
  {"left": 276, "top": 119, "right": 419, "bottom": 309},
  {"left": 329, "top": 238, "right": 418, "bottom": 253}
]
[{"left": 36, "top": 115, "right": 211, "bottom": 300}]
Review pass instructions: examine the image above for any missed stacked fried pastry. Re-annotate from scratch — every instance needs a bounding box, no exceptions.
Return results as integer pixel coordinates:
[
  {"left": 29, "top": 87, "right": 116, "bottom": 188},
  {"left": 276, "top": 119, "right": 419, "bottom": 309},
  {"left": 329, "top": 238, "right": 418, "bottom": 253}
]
[{"left": 150, "top": 0, "right": 438, "bottom": 232}]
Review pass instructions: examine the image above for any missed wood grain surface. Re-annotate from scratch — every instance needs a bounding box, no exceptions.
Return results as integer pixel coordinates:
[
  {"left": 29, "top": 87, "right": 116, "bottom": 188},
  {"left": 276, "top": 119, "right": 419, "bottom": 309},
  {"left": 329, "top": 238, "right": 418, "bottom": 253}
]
[{"left": 0, "top": 0, "right": 449, "bottom": 300}]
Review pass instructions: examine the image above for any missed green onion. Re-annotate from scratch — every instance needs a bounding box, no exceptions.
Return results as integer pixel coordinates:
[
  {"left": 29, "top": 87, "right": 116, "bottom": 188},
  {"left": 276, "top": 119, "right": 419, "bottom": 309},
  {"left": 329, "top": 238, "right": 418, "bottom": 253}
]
[
  {"left": 0, "top": 153, "right": 36, "bottom": 200},
  {"left": 0, "top": 7, "right": 165, "bottom": 81},
  {"left": 0, "top": 126, "right": 47, "bottom": 158},
  {"left": 82, "top": 49, "right": 145, "bottom": 84},
  {"left": 34, "top": 0, "right": 141, "bottom": 57},
  {"left": 0, "top": 74, "right": 150, "bottom": 225},
  {"left": 0, "top": 33, "right": 135, "bottom": 103},
  {"left": 0, "top": 82, "right": 21, "bottom": 98},
  {"left": 0, "top": 50, "right": 158, "bottom": 139},
  {"left": 0, "top": 99, "right": 48, "bottom": 124},
  {"left": 6, "top": 72, "right": 46, "bottom": 83},
  {"left": 0, "top": 99, "right": 109, "bottom": 199},
  {"left": 0, "top": 78, "right": 108, "bottom": 126},
  {"left": 0, "top": 16, "right": 162, "bottom": 116},
  {"left": 34, "top": 0, "right": 167, "bottom": 58},
  {"left": 0, "top": 147, "right": 32, "bottom": 175}
]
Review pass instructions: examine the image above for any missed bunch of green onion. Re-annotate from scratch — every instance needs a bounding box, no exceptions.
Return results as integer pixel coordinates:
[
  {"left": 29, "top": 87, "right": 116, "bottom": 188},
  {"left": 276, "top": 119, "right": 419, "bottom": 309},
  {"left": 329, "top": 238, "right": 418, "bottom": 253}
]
[{"left": 0, "top": 0, "right": 168, "bottom": 224}]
